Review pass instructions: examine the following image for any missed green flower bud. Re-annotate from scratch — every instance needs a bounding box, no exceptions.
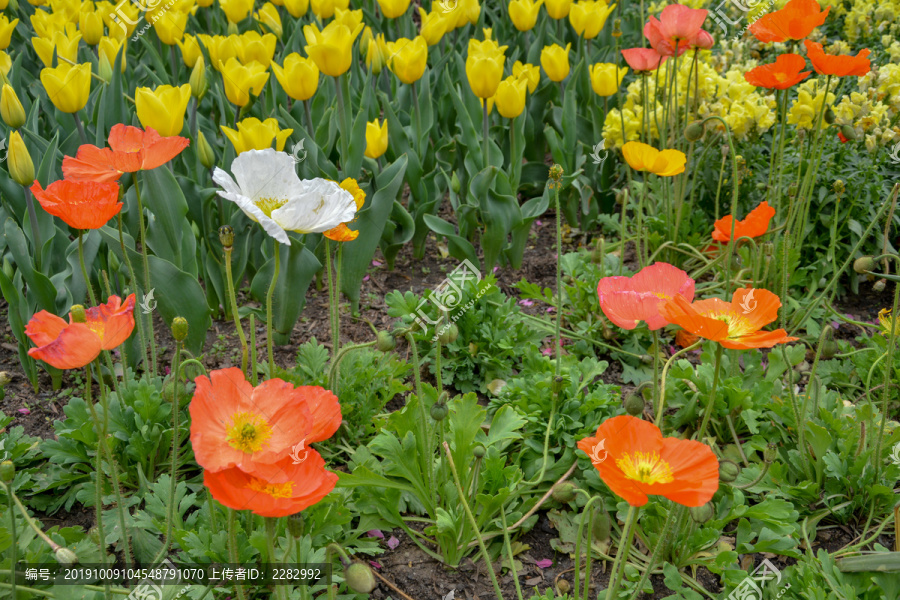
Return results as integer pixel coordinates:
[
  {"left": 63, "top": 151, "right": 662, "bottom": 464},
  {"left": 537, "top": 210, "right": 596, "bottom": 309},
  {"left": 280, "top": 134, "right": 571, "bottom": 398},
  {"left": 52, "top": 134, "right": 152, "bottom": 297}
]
[
  {"left": 853, "top": 256, "right": 875, "bottom": 273},
  {"left": 684, "top": 121, "right": 704, "bottom": 142},
  {"left": 592, "top": 511, "right": 611, "bottom": 541},
  {"left": 376, "top": 331, "right": 396, "bottom": 352},
  {"left": 874, "top": 278, "right": 887, "bottom": 292},
  {"left": 832, "top": 179, "right": 845, "bottom": 194},
  {"left": 840, "top": 124, "right": 858, "bottom": 140},
  {"left": 219, "top": 225, "right": 235, "bottom": 249},
  {"left": 821, "top": 339, "right": 837, "bottom": 359},
  {"left": 0, "top": 372, "right": 9, "bottom": 386},
  {"left": 197, "top": 130, "right": 216, "bottom": 170},
  {"left": 689, "top": 503, "right": 714, "bottom": 524},
  {"left": 612, "top": 18, "right": 622, "bottom": 37},
  {"left": 430, "top": 402, "right": 448, "bottom": 421},
  {"left": 171, "top": 317, "right": 189, "bottom": 342},
  {"left": 719, "top": 460, "right": 740, "bottom": 482},
  {"left": 551, "top": 482, "right": 576, "bottom": 503},
  {"left": 591, "top": 238, "right": 605, "bottom": 264},
  {"left": 344, "top": 562, "right": 376, "bottom": 594},
  {"left": 557, "top": 578, "right": 571, "bottom": 595},
  {"left": 287, "top": 513, "right": 304, "bottom": 538},
  {"left": 55, "top": 547, "right": 79, "bottom": 565},
  {"left": 764, "top": 443, "right": 778, "bottom": 463},
  {"left": 824, "top": 107, "right": 835, "bottom": 124},
  {"left": 439, "top": 323, "right": 458, "bottom": 345},
  {"left": 473, "top": 444, "right": 486, "bottom": 458},
  {"left": 190, "top": 55, "right": 209, "bottom": 100},
  {"left": 0, "top": 460, "right": 14, "bottom": 483},
  {"left": 624, "top": 392, "right": 644, "bottom": 416},
  {"left": 451, "top": 171, "right": 461, "bottom": 194},
  {"left": 552, "top": 375, "right": 565, "bottom": 395},
  {"left": 70, "top": 305, "right": 87, "bottom": 323}
]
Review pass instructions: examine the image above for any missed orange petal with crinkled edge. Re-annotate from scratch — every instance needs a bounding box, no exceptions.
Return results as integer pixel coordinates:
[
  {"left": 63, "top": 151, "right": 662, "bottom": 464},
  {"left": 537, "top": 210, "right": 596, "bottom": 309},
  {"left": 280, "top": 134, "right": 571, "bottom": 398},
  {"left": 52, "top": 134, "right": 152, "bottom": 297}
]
[
  {"left": 749, "top": 0, "right": 829, "bottom": 43},
  {"left": 81, "top": 294, "right": 136, "bottom": 350},
  {"left": 713, "top": 201, "right": 776, "bottom": 242},
  {"left": 323, "top": 223, "right": 359, "bottom": 242},
  {"left": 26, "top": 312, "right": 102, "bottom": 370}
]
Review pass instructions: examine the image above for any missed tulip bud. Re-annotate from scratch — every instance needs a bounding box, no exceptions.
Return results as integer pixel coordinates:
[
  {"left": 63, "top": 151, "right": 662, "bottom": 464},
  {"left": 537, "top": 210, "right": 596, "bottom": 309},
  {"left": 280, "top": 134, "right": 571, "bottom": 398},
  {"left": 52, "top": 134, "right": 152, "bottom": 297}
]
[
  {"left": 874, "top": 278, "right": 887, "bottom": 292},
  {"left": 473, "top": 444, "right": 486, "bottom": 458},
  {"left": 190, "top": 56, "right": 209, "bottom": 100},
  {"left": 287, "top": 513, "right": 304, "bottom": 538},
  {"left": 824, "top": 107, "right": 836, "bottom": 124},
  {"left": 1, "top": 85, "right": 26, "bottom": 129},
  {"left": 551, "top": 482, "right": 576, "bottom": 503},
  {"left": 55, "top": 547, "right": 79, "bottom": 565},
  {"left": 97, "top": 54, "right": 113, "bottom": 83},
  {"left": 853, "top": 256, "right": 875, "bottom": 273},
  {"left": 451, "top": 171, "right": 461, "bottom": 193},
  {"left": 0, "top": 460, "right": 14, "bottom": 483},
  {"left": 171, "top": 317, "right": 188, "bottom": 342},
  {"left": 624, "top": 392, "right": 644, "bottom": 416},
  {"left": 719, "top": 460, "right": 740, "bottom": 482},
  {"left": 8, "top": 131, "right": 35, "bottom": 187},
  {"left": 197, "top": 130, "right": 216, "bottom": 170},
  {"left": 219, "top": 225, "right": 235, "bottom": 249},
  {"left": 592, "top": 511, "right": 610, "bottom": 541},
  {"left": 684, "top": 121, "right": 704, "bottom": 142},
  {"left": 70, "top": 305, "right": 87, "bottom": 324},
  {"left": 840, "top": 124, "right": 858, "bottom": 141},
  {"left": 376, "top": 331, "right": 396, "bottom": 352},
  {"left": 439, "top": 323, "right": 458, "bottom": 344},
  {"left": 344, "top": 563, "right": 376, "bottom": 594},
  {"left": 689, "top": 503, "right": 714, "bottom": 524}
]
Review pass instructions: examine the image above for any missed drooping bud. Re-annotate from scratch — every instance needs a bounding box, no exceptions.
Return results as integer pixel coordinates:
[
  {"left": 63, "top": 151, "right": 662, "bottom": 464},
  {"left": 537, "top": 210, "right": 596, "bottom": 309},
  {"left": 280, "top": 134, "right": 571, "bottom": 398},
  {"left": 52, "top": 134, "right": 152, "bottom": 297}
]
[
  {"left": 344, "top": 562, "right": 376, "bottom": 594},
  {"left": 55, "top": 547, "right": 79, "bottom": 565},
  {"left": 591, "top": 237, "right": 605, "bottom": 264},
  {"left": 376, "top": 331, "right": 396, "bottom": 352},
  {"left": 430, "top": 402, "right": 448, "bottom": 421},
  {"left": 551, "top": 482, "right": 576, "bottom": 503},
  {"left": 719, "top": 460, "right": 740, "bottom": 482},
  {"left": 591, "top": 511, "right": 610, "bottom": 541},
  {"left": 824, "top": 107, "right": 835, "bottom": 124},
  {"left": 840, "top": 124, "right": 858, "bottom": 140},
  {"left": 69, "top": 305, "right": 87, "bottom": 323},
  {"left": 684, "top": 121, "right": 704, "bottom": 142},
  {"left": 197, "top": 130, "right": 216, "bottom": 169},
  {"left": 0, "top": 460, "right": 14, "bottom": 483},
  {"left": 219, "top": 225, "right": 235, "bottom": 249},
  {"left": 439, "top": 323, "right": 458, "bottom": 344},
  {"left": 853, "top": 256, "right": 875, "bottom": 273},
  {"left": 764, "top": 443, "right": 778, "bottom": 463},
  {"left": 287, "top": 513, "right": 304, "bottom": 538},
  {"left": 171, "top": 317, "right": 189, "bottom": 342},
  {"left": 689, "top": 503, "right": 714, "bottom": 524},
  {"left": 624, "top": 391, "right": 644, "bottom": 416}
]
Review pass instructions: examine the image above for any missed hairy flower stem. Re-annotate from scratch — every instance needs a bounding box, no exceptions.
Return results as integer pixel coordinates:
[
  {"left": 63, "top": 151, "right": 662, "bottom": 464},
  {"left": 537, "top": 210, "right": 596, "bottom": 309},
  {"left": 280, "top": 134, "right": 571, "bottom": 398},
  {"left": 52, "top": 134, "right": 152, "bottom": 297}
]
[
  {"left": 78, "top": 232, "right": 98, "bottom": 306},
  {"left": 628, "top": 505, "right": 682, "bottom": 600},
  {"left": 655, "top": 341, "right": 702, "bottom": 425},
  {"left": 3, "top": 481, "right": 15, "bottom": 598},
  {"left": 153, "top": 340, "right": 182, "bottom": 564},
  {"left": 265, "top": 518, "right": 288, "bottom": 600},
  {"left": 574, "top": 496, "right": 603, "bottom": 597},
  {"left": 227, "top": 510, "right": 248, "bottom": 600},
  {"left": 324, "top": 240, "right": 340, "bottom": 365},
  {"left": 604, "top": 505, "right": 639, "bottom": 600},
  {"left": 500, "top": 508, "right": 524, "bottom": 600},
  {"left": 249, "top": 314, "right": 259, "bottom": 386},
  {"left": 404, "top": 332, "right": 435, "bottom": 508},
  {"left": 83, "top": 364, "right": 112, "bottom": 599},
  {"left": 554, "top": 183, "right": 564, "bottom": 378},
  {"left": 134, "top": 177, "right": 157, "bottom": 376},
  {"left": 651, "top": 331, "right": 660, "bottom": 409},
  {"left": 118, "top": 214, "right": 150, "bottom": 371},
  {"left": 224, "top": 246, "right": 249, "bottom": 375},
  {"left": 266, "top": 242, "right": 281, "bottom": 376},
  {"left": 695, "top": 344, "right": 724, "bottom": 441}
]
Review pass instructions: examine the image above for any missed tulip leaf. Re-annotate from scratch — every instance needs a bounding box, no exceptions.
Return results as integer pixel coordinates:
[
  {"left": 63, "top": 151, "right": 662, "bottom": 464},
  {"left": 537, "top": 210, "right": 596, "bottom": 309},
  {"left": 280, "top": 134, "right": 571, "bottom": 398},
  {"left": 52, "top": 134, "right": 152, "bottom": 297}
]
[
  {"left": 345, "top": 71, "right": 374, "bottom": 179},
  {"left": 340, "top": 154, "right": 408, "bottom": 314},
  {"left": 380, "top": 200, "right": 415, "bottom": 270},
  {"left": 59, "top": 231, "right": 100, "bottom": 307},
  {"left": 4, "top": 219, "right": 58, "bottom": 313},
  {"left": 139, "top": 166, "right": 196, "bottom": 275},
  {"left": 422, "top": 214, "right": 479, "bottom": 269},
  {"left": 98, "top": 45, "right": 128, "bottom": 135},
  {"left": 278, "top": 105, "right": 339, "bottom": 181},
  {"left": 249, "top": 240, "right": 320, "bottom": 345},
  {"left": 0, "top": 266, "right": 40, "bottom": 389}
]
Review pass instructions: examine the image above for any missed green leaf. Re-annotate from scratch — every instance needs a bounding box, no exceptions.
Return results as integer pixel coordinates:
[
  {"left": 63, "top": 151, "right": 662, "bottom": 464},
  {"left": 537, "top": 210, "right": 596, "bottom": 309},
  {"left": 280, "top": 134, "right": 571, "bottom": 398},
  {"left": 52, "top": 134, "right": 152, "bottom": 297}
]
[{"left": 250, "top": 241, "right": 320, "bottom": 344}]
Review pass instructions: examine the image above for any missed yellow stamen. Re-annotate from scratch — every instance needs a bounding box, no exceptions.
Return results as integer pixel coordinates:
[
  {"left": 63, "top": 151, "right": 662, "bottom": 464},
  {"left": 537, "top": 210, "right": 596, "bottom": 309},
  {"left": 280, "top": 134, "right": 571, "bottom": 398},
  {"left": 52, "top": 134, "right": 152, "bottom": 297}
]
[
  {"left": 616, "top": 451, "right": 674, "bottom": 485},
  {"left": 255, "top": 197, "right": 288, "bottom": 217},
  {"left": 246, "top": 477, "right": 294, "bottom": 498},
  {"left": 225, "top": 412, "right": 272, "bottom": 454}
]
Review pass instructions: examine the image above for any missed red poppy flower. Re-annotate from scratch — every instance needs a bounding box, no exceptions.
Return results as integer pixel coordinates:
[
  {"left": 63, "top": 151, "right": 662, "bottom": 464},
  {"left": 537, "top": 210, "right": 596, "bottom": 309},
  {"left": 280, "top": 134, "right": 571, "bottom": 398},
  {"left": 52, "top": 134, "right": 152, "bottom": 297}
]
[
  {"left": 744, "top": 54, "right": 811, "bottom": 90},
  {"left": 803, "top": 40, "right": 871, "bottom": 77},
  {"left": 189, "top": 367, "right": 342, "bottom": 474},
  {"left": 712, "top": 201, "right": 776, "bottom": 242},
  {"left": 659, "top": 288, "right": 799, "bottom": 350},
  {"left": 29, "top": 179, "right": 122, "bottom": 230},
  {"left": 62, "top": 124, "right": 190, "bottom": 183},
  {"left": 577, "top": 415, "right": 719, "bottom": 507},
  {"left": 26, "top": 294, "right": 136, "bottom": 369},
  {"left": 622, "top": 47, "right": 667, "bottom": 72},
  {"left": 749, "top": 0, "right": 830, "bottom": 43},
  {"left": 204, "top": 453, "right": 337, "bottom": 517},
  {"left": 644, "top": 5, "right": 709, "bottom": 56},
  {"left": 597, "top": 262, "right": 695, "bottom": 330}
]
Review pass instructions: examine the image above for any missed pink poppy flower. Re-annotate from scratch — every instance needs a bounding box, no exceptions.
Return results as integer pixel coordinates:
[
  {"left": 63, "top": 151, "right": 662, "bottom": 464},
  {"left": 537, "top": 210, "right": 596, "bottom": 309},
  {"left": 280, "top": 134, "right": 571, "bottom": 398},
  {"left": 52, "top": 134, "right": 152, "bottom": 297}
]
[
  {"left": 622, "top": 47, "right": 667, "bottom": 72},
  {"left": 643, "top": 5, "right": 709, "bottom": 56},
  {"left": 597, "top": 262, "right": 695, "bottom": 330}
]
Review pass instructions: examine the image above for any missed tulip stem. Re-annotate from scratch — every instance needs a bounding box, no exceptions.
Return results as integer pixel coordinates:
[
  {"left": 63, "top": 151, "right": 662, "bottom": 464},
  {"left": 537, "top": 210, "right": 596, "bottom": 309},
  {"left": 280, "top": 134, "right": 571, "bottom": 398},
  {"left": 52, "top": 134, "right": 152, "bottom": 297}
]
[
  {"left": 335, "top": 75, "right": 351, "bottom": 169},
  {"left": 250, "top": 313, "right": 259, "bottom": 386},
  {"left": 224, "top": 245, "right": 249, "bottom": 375},
  {"left": 74, "top": 113, "right": 87, "bottom": 144},
  {"left": 78, "top": 232, "right": 98, "bottom": 306},
  {"left": 133, "top": 176, "right": 157, "bottom": 376},
  {"left": 411, "top": 81, "right": 422, "bottom": 158},
  {"left": 303, "top": 99, "right": 314, "bottom": 140},
  {"left": 117, "top": 214, "right": 150, "bottom": 371},
  {"left": 604, "top": 505, "right": 639, "bottom": 600},
  {"left": 482, "top": 102, "right": 490, "bottom": 171},
  {"left": 23, "top": 188, "right": 43, "bottom": 271},
  {"left": 695, "top": 343, "right": 724, "bottom": 441},
  {"left": 266, "top": 242, "right": 280, "bottom": 376}
]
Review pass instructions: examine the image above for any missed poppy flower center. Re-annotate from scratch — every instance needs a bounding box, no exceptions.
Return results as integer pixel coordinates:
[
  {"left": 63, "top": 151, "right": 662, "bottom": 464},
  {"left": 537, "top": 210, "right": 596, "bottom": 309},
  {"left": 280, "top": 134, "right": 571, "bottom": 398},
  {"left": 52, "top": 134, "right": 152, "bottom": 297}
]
[
  {"left": 255, "top": 197, "right": 289, "bottom": 218},
  {"left": 225, "top": 412, "right": 273, "bottom": 453},
  {"left": 616, "top": 451, "right": 674, "bottom": 485},
  {"left": 707, "top": 311, "right": 754, "bottom": 338},
  {"left": 246, "top": 477, "right": 295, "bottom": 499}
]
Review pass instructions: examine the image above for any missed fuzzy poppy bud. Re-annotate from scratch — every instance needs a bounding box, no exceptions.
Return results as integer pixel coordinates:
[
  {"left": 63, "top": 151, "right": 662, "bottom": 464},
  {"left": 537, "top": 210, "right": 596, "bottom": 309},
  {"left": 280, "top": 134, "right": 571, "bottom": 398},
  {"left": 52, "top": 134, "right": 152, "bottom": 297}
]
[
  {"left": 55, "top": 548, "right": 79, "bottom": 565},
  {"left": 430, "top": 402, "right": 448, "bottom": 421},
  {"left": 874, "top": 278, "right": 887, "bottom": 292},
  {"left": 689, "top": 503, "right": 714, "bottom": 524},
  {"left": 612, "top": 18, "right": 622, "bottom": 37},
  {"left": 473, "top": 444, "right": 486, "bottom": 458},
  {"left": 287, "top": 513, "right": 304, "bottom": 538},
  {"left": 376, "top": 331, "right": 396, "bottom": 352},
  {"left": 853, "top": 256, "right": 875, "bottom": 273},
  {"left": 219, "top": 225, "right": 235, "bottom": 249},
  {"left": 0, "top": 460, "right": 14, "bottom": 483},
  {"left": 824, "top": 107, "right": 835, "bottom": 124},
  {"left": 344, "top": 562, "right": 376, "bottom": 594},
  {"left": 624, "top": 392, "right": 644, "bottom": 416},
  {"left": 720, "top": 144, "right": 729, "bottom": 158},
  {"left": 640, "top": 354, "right": 653, "bottom": 364},
  {"left": 840, "top": 124, "right": 858, "bottom": 141},
  {"left": 171, "top": 317, "right": 188, "bottom": 342},
  {"left": 591, "top": 238, "right": 605, "bottom": 264},
  {"left": 764, "top": 443, "right": 778, "bottom": 463},
  {"left": 551, "top": 482, "right": 576, "bottom": 503},
  {"left": 615, "top": 187, "right": 628, "bottom": 206},
  {"left": 719, "top": 460, "right": 740, "bottom": 482},
  {"left": 821, "top": 335, "right": 837, "bottom": 359},
  {"left": 592, "top": 511, "right": 610, "bottom": 541},
  {"left": 557, "top": 579, "right": 571, "bottom": 594},
  {"left": 70, "top": 305, "right": 87, "bottom": 323},
  {"left": 552, "top": 375, "right": 565, "bottom": 395},
  {"left": 832, "top": 179, "right": 845, "bottom": 194},
  {"left": 439, "top": 323, "right": 458, "bottom": 344},
  {"left": 684, "top": 121, "right": 704, "bottom": 142}
]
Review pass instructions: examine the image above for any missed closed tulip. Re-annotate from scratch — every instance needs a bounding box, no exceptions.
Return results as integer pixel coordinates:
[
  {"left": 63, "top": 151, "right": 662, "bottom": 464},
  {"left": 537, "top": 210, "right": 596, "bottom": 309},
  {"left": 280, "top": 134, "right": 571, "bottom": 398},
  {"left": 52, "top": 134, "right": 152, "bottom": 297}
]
[
  {"left": 220, "top": 0, "right": 254, "bottom": 23},
  {"left": 271, "top": 53, "right": 319, "bottom": 101},
  {"left": 418, "top": 7, "right": 450, "bottom": 46},
  {"left": 1, "top": 84, "right": 26, "bottom": 129},
  {"left": 590, "top": 63, "right": 627, "bottom": 96},
  {"left": 454, "top": 0, "right": 481, "bottom": 28},
  {"left": 40, "top": 62, "right": 91, "bottom": 113},
  {"left": 569, "top": 1, "right": 616, "bottom": 39},
  {"left": 221, "top": 117, "right": 293, "bottom": 154},
  {"left": 255, "top": 2, "right": 283, "bottom": 39},
  {"left": 493, "top": 76, "right": 527, "bottom": 119},
  {"left": 283, "top": 0, "right": 309, "bottom": 17},
  {"left": 136, "top": 84, "right": 191, "bottom": 137},
  {"left": 333, "top": 7, "right": 364, "bottom": 31},
  {"left": 32, "top": 30, "right": 82, "bottom": 67},
  {"left": 177, "top": 34, "right": 203, "bottom": 67},
  {"left": 508, "top": 0, "right": 543, "bottom": 31},
  {"left": 8, "top": 131, "right": 34, "bottom": 187},
  {"left": 190, "top": 55, "right": 209, "bottom": 99},
  {"left": 310, "top": 0, "right": 349, "bottom": 19},
  {"left": 541, "top": 43, "right": 571, "bottom": 82},
  {"left": 152, "top": 9, "right": 188, "bottom": 45},
  {"left": 365, "top": 119, "right": 388, "bottom": 159},
  {"left": 387, "top": 36, "right": 427, "bottom": 84},
  {"left": 98, "top": 36, "right": 126, "bottom": 72},
  {"left": 466, "top": 39, "right": 507, "bottom": 99},
  {"left": 198, "top": 35, "right": 238, "bottom": 69},
  {"left": 79, "top": 10, "right": 104, "bottom": 45},
  {"left": 363, "top": 31, "right": 389, "bottom": 74},
  {"left": 303, "top": 21, "right": 363, "bottom": 78},
  {"left": 236, "top": 31, "right": 277, "bottom": 67},
  {"left": 218, "top": 57, "right": 270, "bottom": 106},
  {"left": 545, "top": 0, "right": 571, "bottom": 19},
  {"left": 513, "top": 60, "right": 540, "bottom": 93},
  {"left": 0, "top": 16, "right": 18, "bottom": 50},
  {"left": 0, "top": 51, "right": 8, "bottom": 76},
  {"left": 377, "top": 0, "right": 410, "bottom": 18}
]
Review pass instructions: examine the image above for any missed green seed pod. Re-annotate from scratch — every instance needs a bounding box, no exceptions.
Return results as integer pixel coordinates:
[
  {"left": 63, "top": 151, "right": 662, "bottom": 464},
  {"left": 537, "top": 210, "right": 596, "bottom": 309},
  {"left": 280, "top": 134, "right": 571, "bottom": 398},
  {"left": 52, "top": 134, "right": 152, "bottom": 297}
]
[
  {"left": 287, "top": 513, "right": 304, "bottom": 538},
  {"left": 218, "top": 225, "right": 235, "bottom": 249},
  {"left": 840, "top": 124, "right": 858, "bottom": 140},
  {"left": 689, "top": 503, "right": 714, "bottom": 524},
  {"left": 853, "top": 256, "right": 875, "bottom": 273},
  {"left": 624, "top": 392, "right": 644, "bottom": 416},
  {"left": 551, "top": 482, "right": 576, "bottom": 503},
  {"left": 824, "top": 107, "right": 836, "bottom": 124},
  {"left": 55, "top": 548, "right": 79, "bottom": 565},
  {"left": 764, "top": 443, "right": 778, "bottom": 463},
  {"left": 592, "top": 511, "right": 611, "bottom": 541},
  {"left": 0, "top": 460, "right": 14, "bottom": 483},
  {"left": 821, "top": 339, "right": 838, "bottom": 359},
  {"left": 344, "top": 562, "right": 376, "bottom": 594},
  {"left": 375, "top": 330, "right": 396, "bottom": 352},
  {"left": 473, "top": 444, "right": 486, "bottom": 458},
  {"left": 719, "top": 461, "right": 740, "bottom": 482},
  {"left": 591, "top": 237, "right": 605, "bottom": 264},
  {"left": 874, "top": 278, "right": 887, "bottom": 292},
  {"left": 552, "top": 375, "right": 565, "bottom": 395},
  {"left": 557, "top": 578, "right": 571, "bottom": 595},
  {"left": 171, "top": 317, "right": 189, "bottom": 342},
  {"left": 684, "top": 121, "right": 704, "bottom": 142},
  {"left": 439, "top": 323, "right": 458, "bottom": 345},
  {"left": 69, "top": 305, "right": 87, "bottom": 323}
]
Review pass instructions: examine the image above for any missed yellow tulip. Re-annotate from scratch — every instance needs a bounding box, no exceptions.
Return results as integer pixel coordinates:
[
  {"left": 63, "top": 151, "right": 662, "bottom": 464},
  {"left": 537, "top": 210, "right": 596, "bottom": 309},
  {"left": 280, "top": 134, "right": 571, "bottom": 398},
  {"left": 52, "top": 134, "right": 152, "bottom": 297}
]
[
  {"left": 333, "top": 7, "right": 364, "bottom": 30},
  {"left": 197, "top": 130, "right": 216, "bottom": 168},
  {"left": 466, "top": 40, "right": 507, "bottom": 99},
  {"left": 47, "top": 0, "right": 79, "bottom": 20},
  {"left": 493, "top": 76, "right": 527, "bottom": 119},
  {"left": 236, "top": 31, "right": 277, "bottom": 67},
  {"left": 0, "top": 0, "right": 8, "bottom": 9},
  {"left": 508, "top": 0, "right": 543, "bottom": 32},
  {"left": 255, "top": 2, "right": 283, "bottom": 39},
  {"left": 364, "top": 119, "right": 388, "bottom": 159},
  {"left": 418, "top": 7, "right": 449, "bottom": 46},
  {"left": 218, "top": 57, "right": 270, "bottom": 107},
  {"left": 199, "top": 34, "right": 238, "bottom": 70},
  {"left": 545, "top": 0, "right": 571, "bottom": 19},
  {"left": 454, "top": 0, "right": 481, "bottom": 29},
  {"left": 31, "top": 11, "right": 67, "bottom": 39},
  {"left": 190, "top": 55, "right": 209, "bottom": 99},
  {"left": 78, "top": 10, "right": 103, "bottom": 45},
  {"left": 387, "top": 36, "right": 427, "bottom": 85},
  {"left": 589, "top": 63, "right": 627, "bottom": 97},
  {"left": 8, "top": 131, "right": 34, "bottom": 187},
  {"left": 177, "top": 34, "right": 203, "bottom": 68},
  {"left": 196, "top": 0, "right": 215, "bottom": 6},
  {"left": 310, "top": 0, "right": 349, "bottom": 19},
  {"left": 98, "top": 36, "right": 126, "bottom": 72},
  {"left": 0, "top": 51, "right": 10, "bottom": 77},
  {"left": 303, "top": 21, "right": 363, "bottom": 78},
  {"left": 283, "top": 0, "right": 309, "bottom": 18},
  {"left": 40, "top": 62, "right": 91, "bottom": 113},
  {"left": 271, "top": 53, "right": 319, "bottom": 101},
  {"left": 540, "top": 43, "right": 571, "bottom": 82},
  {"left": 377, "top": 0, "right": 410, "bottom": 18},
  {"left": 98, "top": 0, "right": 139, "bottom": 38},
  {"left": 221, "top": 117, "right": 293, "bottom": 154},
  {"left": 152, "top": 9, "right": 189, "bottom": 45},
  {"left": 569, "top": 1, "right": 615, "bottom": 39},
  {"left": 622, "top": 141, "right": 686, "bottom": 176},
  {"left": 220, "top": 0, "right": 254, "bottom": 23},
  {"left": 1, "top": 84, "right": 26, "bottom": 129},
  {"left": 32, "top": 30, "right": 82, "bottom": 68},
  {"left": 0, "top": 16, "right": 19, "bottom": 50},
  {"left": 363, "top": 30, "right": 389, "bottom": 74},
  {"left": 513, "top": 61, "right": 540, "bottom": 93},
  {"left": 135, "top": 84, "right": 191, "bottom": 137}
]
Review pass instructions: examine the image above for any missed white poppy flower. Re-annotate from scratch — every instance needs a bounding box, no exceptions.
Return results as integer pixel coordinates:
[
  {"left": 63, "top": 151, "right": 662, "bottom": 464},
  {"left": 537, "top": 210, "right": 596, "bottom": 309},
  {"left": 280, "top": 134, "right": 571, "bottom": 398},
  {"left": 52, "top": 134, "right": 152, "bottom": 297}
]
[{"left": 212, "top": 148, "right": 358, "bottom": 245}]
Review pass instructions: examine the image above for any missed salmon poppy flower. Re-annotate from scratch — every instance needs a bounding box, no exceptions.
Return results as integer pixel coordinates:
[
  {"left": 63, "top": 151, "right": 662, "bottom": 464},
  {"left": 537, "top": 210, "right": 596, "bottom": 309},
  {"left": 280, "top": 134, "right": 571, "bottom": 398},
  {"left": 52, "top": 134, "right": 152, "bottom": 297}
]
[
  {"left": 660, "top": 288, "right": 799, "bottom": 350},
  {"left": 622, "top": 141, "right": 686, "bottom": 176},
  {"left": 26, "top": 294, "right": 136, "bottom": 369},
  {"left": 743, "top": 54, "right": 811, "bottom": 90},
  {"left": 62, "top": 124, "right": 190, "bottom": 183},
  {"left": 712, "top": 200, "right": 775, "bottom": 242},
  {"left": 643, "top": 4, "right": 709, "bottom": 57},
  {"left": 29, "top": 179, "right": 122, "bottom": 230},
  {"left": 749, "top": 0, "right": 829, "bottom": 44},
  {"left": 189, "top": 367, "right": 342, "bottom": 474},
  {"left": 578, "top": 415, "right": 719, "bottom": 507},
  {"left": 621, "top": 47, "right": 667, "bottom": 72},
  {"left": 803, "top": 40, "right": 871, "bottom": 78},
  {"left": 204, "top": 453, "right": 337, "bottom": 517},
  {"left": 597, "top": 262, "right": 695, "bottom": 330}
]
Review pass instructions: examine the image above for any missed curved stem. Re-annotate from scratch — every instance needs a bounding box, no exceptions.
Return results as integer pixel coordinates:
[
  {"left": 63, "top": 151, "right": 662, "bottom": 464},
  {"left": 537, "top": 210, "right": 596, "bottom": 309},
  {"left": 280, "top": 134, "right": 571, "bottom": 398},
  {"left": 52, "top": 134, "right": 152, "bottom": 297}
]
[
  {"left": 694, "top": 344, "right": 724, "bottom": 440},
  {"left": 267, "top": 242, "right": 281, "bottom": 376},
  {"left": 500, "top": 508, "right": 524, "bottom": 600},
  {"left": 655, "top": 341, "right": 702, "bottom": 426},
  {"left": 224, "top": 246, "right": 249, "bottom": 375},
  {"left": 134, "top": 176, "right": 157, "bottom": 376},
  {"left": 604, "top": 505, "right": 639, "bottom": 600},
  {"left": 154, "top": 340, "right": 182, "bottom": 564},
  {"left": 78, "top": 232, "right": 97, "bottom": 306}
]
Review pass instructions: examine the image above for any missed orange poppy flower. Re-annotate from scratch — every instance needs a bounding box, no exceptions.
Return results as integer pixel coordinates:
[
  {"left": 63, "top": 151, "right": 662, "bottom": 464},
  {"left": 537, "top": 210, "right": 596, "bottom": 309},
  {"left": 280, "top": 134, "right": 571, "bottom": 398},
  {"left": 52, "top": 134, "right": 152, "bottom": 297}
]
[
  {"left": 712, "top": 200, "right": 775, "bottom": 242},
  {"left": 744, "top": 54, "right": 811, "bottom": 90},
  {"left": 660, "top": 288, "right": 799, "bottom": 350},
  {"left": 189, "top": 367, "right": 342, "bottom": 473},
  {"left": 675, "top": 329, "right": 699, "bottom": 348},
  {"left": 30, "top": 179, "right": 122, "bottom": 230},
  {"left": 577, "top": 415, "right": 719, "bottom": 507},
  {"left": 26, "top": 294, "right": 136, "bottom": 369},
  {"left": 597, "top": 262, "right": 695, "bottom": 330},
  {"left": 204, "top": 453, "right": 338, "bottom": 517},
  {"left": 62, "top": 124, "right": 190, "bottom": 183},
  {"left": 803, "top": 40, "right": 871, "bottom": 77},
  {"left": 324, "top": 178, "right": 366, "bottom": 242},
  {"left": 749, "top": 0, "right": 829, "bottom": 43}
]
